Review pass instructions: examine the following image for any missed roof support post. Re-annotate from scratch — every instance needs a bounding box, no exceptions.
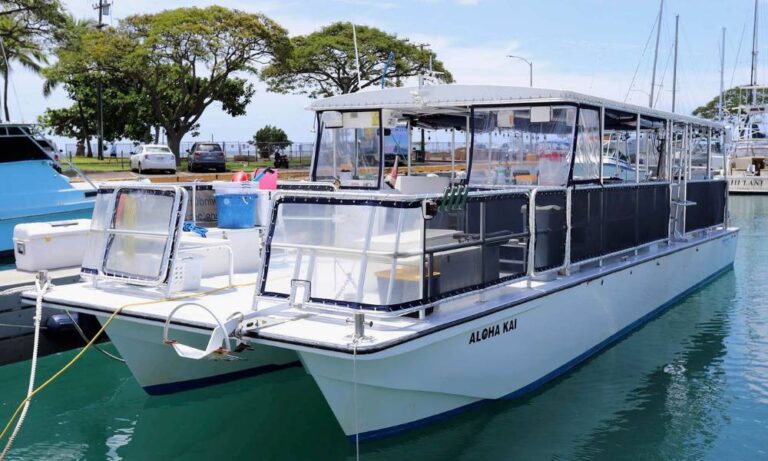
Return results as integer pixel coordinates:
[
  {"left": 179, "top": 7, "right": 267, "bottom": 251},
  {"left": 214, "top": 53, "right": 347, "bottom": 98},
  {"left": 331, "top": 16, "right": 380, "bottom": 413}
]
[
  {"left": 636, "top": 113, "right": 641, "bottom": 183},
  {"left": 599, "top": 106, "right": 605, "bottom": 185}
]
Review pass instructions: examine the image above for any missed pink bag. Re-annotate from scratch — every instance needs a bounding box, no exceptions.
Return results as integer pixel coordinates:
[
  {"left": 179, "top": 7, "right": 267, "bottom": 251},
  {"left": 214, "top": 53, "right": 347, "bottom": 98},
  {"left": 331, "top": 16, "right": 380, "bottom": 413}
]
[{"left": 253, "top": 168, "right": 278, "bottom": 190}]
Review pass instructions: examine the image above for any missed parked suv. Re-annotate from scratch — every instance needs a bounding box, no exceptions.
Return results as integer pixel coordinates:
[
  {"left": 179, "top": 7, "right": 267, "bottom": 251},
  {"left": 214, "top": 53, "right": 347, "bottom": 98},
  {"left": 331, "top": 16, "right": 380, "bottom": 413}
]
[{"left": 187, "top": 142, "right": 226, "bottom": 172}]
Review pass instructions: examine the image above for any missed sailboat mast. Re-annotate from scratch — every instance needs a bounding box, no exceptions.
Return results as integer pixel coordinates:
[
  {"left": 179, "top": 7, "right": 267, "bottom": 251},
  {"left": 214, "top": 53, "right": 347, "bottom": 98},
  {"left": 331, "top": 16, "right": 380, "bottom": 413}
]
[
  {"left": 751, "top": 0, "right": 758, "bottom": 103},
  {"left": 720, "top": 27, "right": 726, "bottom": 121},
  {"left": 672, "top": 14, "right": 679, "bottom": 113},
  {"left": 649, "top": 0, "right": 664, "bottom": 108}
]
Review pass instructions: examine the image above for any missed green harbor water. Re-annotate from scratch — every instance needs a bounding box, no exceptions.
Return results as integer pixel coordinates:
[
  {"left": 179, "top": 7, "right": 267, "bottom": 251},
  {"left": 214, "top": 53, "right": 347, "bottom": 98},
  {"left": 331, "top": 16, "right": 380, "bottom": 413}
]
[{"left": 1, "top": 195, "right": 767, "bottom": 460}]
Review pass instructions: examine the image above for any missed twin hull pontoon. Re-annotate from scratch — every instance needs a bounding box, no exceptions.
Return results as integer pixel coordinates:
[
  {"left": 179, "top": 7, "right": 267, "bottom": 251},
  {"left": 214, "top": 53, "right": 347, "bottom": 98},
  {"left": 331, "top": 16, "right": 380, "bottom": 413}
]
[{"left": 28, "top": 85, "right": 737, "bottom": 439}]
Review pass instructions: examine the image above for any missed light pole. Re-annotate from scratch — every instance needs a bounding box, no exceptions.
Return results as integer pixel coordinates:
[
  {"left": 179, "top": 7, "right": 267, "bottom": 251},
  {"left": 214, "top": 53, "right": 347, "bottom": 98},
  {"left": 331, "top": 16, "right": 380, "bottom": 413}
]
[
  {"left": 93, "top": 0, "right": 111, "bottom": 161},
  {"left": 507, "top": 55, "right": 533, "bottom": 87}
]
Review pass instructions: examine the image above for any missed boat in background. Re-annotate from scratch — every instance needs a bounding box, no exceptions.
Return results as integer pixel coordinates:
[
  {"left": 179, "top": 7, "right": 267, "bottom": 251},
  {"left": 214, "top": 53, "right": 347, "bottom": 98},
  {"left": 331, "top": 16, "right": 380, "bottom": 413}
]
[
  {"left": 725, "top": 0, "right": 768, "bottom": 193},
  {"left": 726, "top": 88, "right": 768, "bottom": 193},
  {"left": 0, "top": 123, "right": 96, "bottom": 258}
]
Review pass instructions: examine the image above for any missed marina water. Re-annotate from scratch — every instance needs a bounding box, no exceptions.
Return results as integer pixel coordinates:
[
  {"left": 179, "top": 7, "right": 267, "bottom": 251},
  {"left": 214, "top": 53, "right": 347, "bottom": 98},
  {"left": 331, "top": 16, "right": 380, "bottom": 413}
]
[{"left": 0, "top": 195, "right": 766, "bottom": 460}]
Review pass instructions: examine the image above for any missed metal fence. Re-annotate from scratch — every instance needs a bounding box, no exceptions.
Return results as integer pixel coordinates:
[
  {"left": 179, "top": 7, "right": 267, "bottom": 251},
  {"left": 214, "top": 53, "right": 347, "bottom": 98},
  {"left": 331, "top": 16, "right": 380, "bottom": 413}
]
[{"left": 62, "top": 141, "right": 315, "bottom": 168}]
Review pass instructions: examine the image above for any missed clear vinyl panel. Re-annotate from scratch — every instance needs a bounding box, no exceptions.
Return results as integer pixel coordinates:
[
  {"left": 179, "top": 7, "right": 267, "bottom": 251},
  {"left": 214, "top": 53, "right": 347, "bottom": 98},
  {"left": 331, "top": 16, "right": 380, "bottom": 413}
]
[
  {"left": 263, "top": 201, "right": 424, "bottom": 308},
  {"left": 470, "top": 106, "right": 576, "bottom": 187},
  {"left": 639, "top": 117, "right": 666, "bottom": 181},
  {"left": 572, "top": 108, "right": 601, "bottom": 181},
  {"left": 690, "top": 126, "right": 710, "bottom": 179},
  {"left": 81, "top": 190, "right": 115, "bottom": 275},
  {"left": 101, "top": 189, "right": 179, "bottom": 281},
  {"left": 315, "top": 111, "right": 382, "bottom": 188},
  {"left": 603, "top": 129, "right": 637, "bottom": 181}
]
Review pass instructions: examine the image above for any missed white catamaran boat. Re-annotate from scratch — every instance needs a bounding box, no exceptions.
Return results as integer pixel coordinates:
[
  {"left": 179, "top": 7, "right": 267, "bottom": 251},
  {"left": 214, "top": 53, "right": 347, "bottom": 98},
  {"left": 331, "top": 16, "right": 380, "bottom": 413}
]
[{"left": 26, "top": 85, "right": 736, "bottom": 440}]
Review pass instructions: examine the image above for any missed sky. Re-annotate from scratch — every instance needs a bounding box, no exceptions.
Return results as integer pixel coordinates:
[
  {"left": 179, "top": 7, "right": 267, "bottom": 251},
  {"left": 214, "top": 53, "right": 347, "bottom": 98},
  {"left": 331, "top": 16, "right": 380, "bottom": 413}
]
[{"left": 7, "top": 0, "right": 768, "bottom": 145}]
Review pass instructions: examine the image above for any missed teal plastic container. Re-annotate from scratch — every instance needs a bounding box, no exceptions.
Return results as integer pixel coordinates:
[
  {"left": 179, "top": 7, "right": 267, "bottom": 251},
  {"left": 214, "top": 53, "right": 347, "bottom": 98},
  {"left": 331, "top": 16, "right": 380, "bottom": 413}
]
[{"left": 213, "top": 182, "right": 258, "bottom": 228}]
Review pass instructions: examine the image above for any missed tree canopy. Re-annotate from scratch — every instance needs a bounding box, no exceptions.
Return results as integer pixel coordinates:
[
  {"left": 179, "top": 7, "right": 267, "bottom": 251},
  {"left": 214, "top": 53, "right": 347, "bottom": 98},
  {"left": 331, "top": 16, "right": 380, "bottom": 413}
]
[
  {"left": 0, "top": 0, "right": 67, "bottom": 44},
  {"left": 251, "top": 124, "right": 290, "bottom": 159},
  {"left": 692, "top": 86, "right": 768, "bottom": 120},
  {"left": 41, "top": 6, "right": 290, "bottom": 161},
  {"left": 0, "top": 15, "right": 47, "bottom": 121},
  {"left": 0, "top": 0, "right": 66, "bottom": 121},
  {"left": 40, "top": 16, "right": 154, "bottom": 155},
  {"left": 261, "top": 22, "right": 453, "bottom": 98}
]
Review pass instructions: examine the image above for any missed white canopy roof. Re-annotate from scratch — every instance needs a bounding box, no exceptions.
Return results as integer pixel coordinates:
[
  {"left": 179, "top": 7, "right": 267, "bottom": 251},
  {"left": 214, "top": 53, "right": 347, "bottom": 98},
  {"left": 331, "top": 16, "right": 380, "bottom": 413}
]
[{"left": 308, "top": 84, "right": 722, "bottom": 129}]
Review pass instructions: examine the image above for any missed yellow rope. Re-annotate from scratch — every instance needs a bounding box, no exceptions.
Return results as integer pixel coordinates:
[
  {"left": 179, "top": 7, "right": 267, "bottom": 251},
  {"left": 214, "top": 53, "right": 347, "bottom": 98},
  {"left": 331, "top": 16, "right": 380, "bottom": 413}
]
[{"left": 0, "top": 281, "right": 255, "bottom": 446}]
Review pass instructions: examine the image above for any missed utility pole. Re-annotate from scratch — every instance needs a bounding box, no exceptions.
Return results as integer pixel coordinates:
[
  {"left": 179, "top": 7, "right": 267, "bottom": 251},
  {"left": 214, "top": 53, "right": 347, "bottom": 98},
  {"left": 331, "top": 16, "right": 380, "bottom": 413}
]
[
  {"left": 418, "top": 43, "right": 431, "bottom": 161},
  {"left": 649, "top": 0, "right": 664, "bottom": 108},
  {"left": 351, "top": 23, "right": 362, "bottom": 92},
  {"left": 93, "top": 0, "right": 110, "bottom": 160},
  {"left": 719, "top": 27, "right": 726, "bottom": 121},
  {"left": 672, "top": 14, "right": 679, "bottom": 113}
]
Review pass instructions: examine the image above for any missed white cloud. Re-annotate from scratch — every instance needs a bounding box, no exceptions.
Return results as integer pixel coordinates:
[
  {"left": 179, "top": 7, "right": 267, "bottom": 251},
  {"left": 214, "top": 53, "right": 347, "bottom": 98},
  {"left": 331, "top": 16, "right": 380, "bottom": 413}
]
[{"left": 456, "top": 0, "right": 480, "bottom": 5}]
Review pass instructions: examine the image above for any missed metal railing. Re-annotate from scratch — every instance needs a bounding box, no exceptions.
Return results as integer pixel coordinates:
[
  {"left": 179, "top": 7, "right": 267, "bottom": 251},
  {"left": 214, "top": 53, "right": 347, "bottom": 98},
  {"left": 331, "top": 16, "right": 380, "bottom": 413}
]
[{"left": 253, "top": 179, "right": 729, "bottom": 319}]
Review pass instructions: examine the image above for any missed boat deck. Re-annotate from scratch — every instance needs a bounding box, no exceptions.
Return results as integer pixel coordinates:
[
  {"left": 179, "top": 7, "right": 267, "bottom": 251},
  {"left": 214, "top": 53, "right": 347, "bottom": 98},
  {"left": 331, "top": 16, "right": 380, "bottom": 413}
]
[{"left": 33, "top": 273, "right": 258, "bottom": 331}]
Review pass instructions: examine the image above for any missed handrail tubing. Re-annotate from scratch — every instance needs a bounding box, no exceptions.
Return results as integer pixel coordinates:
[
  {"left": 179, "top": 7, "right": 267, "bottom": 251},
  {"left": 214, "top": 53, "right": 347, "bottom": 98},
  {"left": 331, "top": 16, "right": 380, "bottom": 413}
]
[{"left": 254, "top": 179, "right": 726, "bottom": 317}]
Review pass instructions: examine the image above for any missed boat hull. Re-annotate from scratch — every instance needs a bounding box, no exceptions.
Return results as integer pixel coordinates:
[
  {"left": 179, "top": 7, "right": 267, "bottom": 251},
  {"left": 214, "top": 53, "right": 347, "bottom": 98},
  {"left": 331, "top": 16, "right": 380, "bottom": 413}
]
[
  {"left": 97, "top": 316, "right": 300, "bottom": 394},
  {"left": 298, "top": 230, "right": 738, "bottom": 439},
  {"left": 0, "top": 160, "right": 95, "bottom": 254},
  {"left": 728, "top": 175, "right": 768, "bottom": 194}
]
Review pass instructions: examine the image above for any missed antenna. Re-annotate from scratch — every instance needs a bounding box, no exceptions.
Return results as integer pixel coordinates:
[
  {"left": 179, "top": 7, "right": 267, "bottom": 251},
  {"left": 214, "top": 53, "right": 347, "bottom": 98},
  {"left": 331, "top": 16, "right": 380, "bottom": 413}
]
[
  {"left": 417, "top": 43, "right": 431, "bottom": 87},
  {"left": 380, "top": 51, "right": 394, "bottom": 89},
  {"left": 351, "top": 23, "right": 362, "bottom": 92}
]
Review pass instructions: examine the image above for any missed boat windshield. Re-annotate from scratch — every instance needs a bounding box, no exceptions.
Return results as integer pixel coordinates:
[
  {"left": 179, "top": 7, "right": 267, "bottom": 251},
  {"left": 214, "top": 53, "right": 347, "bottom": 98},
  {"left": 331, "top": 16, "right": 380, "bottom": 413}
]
[
  {"left": 470, "top": 105, "right": 576, "bottom": 186},
  {"left": 315, "top": 111, "right": 382, "bottom": 188}
]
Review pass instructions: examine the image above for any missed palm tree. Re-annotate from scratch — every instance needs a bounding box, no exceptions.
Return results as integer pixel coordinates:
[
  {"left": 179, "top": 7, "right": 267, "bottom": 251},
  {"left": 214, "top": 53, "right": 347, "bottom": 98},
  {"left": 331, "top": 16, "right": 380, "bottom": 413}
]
[{"left": 0, "top": 17, "right": 47, "bottom": 121}]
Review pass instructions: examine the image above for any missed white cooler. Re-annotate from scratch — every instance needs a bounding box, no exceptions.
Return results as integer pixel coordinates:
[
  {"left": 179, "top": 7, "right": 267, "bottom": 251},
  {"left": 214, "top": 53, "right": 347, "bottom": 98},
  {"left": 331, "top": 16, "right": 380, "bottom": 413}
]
[{"left": 13, "top": 219, "right": 91, "bottom": 271}]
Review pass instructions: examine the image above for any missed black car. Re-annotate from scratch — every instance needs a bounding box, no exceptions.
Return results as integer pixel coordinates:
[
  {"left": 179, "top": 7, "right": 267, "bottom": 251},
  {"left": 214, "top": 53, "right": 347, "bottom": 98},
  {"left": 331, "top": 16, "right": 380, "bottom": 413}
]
[{"left": 187, "top": 142, "right": 226, "bottom": 172}]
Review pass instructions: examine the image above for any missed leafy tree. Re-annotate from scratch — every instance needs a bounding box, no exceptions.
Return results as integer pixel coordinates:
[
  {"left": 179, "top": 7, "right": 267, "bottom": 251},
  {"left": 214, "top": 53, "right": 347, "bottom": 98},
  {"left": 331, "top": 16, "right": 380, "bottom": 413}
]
[
  {"left": 251, "top": 124, "right": 291, "bottom": 159},
  {"left": 0, "top": 0, "right": 67, "bottom": 43},
  {"left": 40, "top": 16, "right": 154, "bottom": 156},
  {"left": 40, "top": 7, "right": 289, "bottom": 162},
  {"left": 0, "top": 0, "right": 66, "bottom": 120},
  {"left": 693, "top": 86, "right": 768, "bottom": 120},
  {"left": 261, "top": 22, "right": 453, "bottom": 98},
  {"left": 0, "top": 16, "right": 47, "bottom": 121},
  {"left": 77, "top": 6, "right": 291, "bottom": 163}
]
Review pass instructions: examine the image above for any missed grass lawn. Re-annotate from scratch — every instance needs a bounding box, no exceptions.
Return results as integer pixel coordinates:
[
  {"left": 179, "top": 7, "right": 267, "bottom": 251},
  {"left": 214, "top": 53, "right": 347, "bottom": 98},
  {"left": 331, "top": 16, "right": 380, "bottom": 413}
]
[{"left": 66, "top": 156, "right": 305, "bottom": 173}]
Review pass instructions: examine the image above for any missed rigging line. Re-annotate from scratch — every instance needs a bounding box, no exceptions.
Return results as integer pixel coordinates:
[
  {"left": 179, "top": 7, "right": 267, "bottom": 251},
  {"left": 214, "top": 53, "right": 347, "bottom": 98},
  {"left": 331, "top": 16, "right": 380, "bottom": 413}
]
[
  {"left": 730, "top": 21, "right": 747, "bottom": 89},
  {"left": 674, "top": 21, "right": 695, "bottom": 113},
  {"left": 624, "top": 11, "right": 660, "bottom": 102},
  {"left": 654, "top": 41, "right": 675, "bottom": 109},
  {"left": 653, "top": 17, "right": 674, "bottom": 109}
]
